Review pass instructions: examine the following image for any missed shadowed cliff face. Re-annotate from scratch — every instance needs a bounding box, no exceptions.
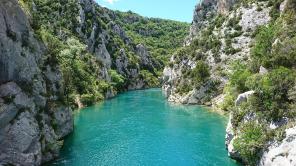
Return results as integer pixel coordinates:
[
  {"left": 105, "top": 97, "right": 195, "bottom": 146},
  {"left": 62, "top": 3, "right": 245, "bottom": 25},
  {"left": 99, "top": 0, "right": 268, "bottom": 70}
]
[
  {"left": 0, "top": 0, "right": 73, "bottom": 165},
  {"left": 0, "top": 0, "right": 43, "bottom": 84}
]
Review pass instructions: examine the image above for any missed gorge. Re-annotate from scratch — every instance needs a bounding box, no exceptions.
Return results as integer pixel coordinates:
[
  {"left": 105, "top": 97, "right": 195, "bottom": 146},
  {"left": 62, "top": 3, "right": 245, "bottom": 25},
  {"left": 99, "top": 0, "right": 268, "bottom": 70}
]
[
  {"left": 50, "top": 89, "right": 237, "bottom": 166},
  {"left": 1, "top": 0, "right": 296, "bottom": 165}
]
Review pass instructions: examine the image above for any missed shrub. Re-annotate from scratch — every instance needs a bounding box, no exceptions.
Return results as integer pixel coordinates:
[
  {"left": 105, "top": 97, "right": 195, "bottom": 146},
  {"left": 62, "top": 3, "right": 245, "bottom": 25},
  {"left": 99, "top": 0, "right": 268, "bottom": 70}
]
[
  {"left": 214, "top": 14, "right": 226, "bottom": 28},
  {"left": 251, "top": 24, "right": 276, "bottom": 70},
  {"left": 227, "top": 17, "right": 240, "bottom": 28},
  {"left": 233, "top": 122, "right": 268, "bottom": 165},
  {"left": 221, "top": 85, "right": 238, "bottom": 111},
  {"left": 109, "top": 70, "right": 125, "bottom": 90},
  {"left": 80, "top": 94, "right": 96, "bottom": 106},
  {"left": 176, "top": 81, "right": 192, "bottom": 95},
  {"left": 229, "top": 61, "right": 252, "bottom": 93},
  {"left": 139, "top": 70, "right": 159, "bottom": 87},
  {"left": 270, "top": 36, "right": 296, "bottom": 68},
  {"left": 269, "top": 0, "right": 284, "bottom": 20},
  {"left": 246, "top": 67, "right": 296, "bottom": 121},
  {"left": 190, "top": 60, "right": 210, "bottom": 84}
]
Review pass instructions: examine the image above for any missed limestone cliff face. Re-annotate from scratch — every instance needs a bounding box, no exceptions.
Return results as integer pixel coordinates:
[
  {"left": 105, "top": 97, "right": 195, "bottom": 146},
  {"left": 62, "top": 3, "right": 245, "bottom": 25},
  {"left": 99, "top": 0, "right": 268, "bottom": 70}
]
[
  {"left": 75, "top": 0, "right": 158, "bottom": 91},
  {"left": 163, "top": 0, "right": 270, "bottom": 106},
  {"left": 260, "top": 126, "right": 296, "bottom": 166},
  {"left": 0, "top": 0, "right": 162, "bottom": 164},
  {"left": 163, "top": 0, "right": 296, "bottom": 165},
  {"left": 186, "top": 0, "right": 236, "bottom": 44},
  {"left": 0, "top": 0, "right": 73, "bottom": 165}
]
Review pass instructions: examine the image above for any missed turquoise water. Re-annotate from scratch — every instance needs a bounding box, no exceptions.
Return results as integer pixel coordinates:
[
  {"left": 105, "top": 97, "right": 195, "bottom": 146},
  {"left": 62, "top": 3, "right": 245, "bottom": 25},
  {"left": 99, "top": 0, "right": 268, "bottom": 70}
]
[{"left": 51, "top": 89, "right": 238, "bottom": 166}]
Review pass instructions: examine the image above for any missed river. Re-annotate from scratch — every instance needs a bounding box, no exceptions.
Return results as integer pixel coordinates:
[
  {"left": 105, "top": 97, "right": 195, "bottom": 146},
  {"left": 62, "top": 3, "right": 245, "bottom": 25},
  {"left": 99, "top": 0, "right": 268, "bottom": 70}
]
[{"left": 50, "top": 89, "right": 238, "bottom": 166}]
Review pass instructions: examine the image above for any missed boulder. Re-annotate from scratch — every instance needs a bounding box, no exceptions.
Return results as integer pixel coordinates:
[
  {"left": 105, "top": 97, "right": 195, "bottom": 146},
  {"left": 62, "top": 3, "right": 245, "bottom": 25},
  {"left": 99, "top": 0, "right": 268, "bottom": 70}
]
[
  {"left": 269, "top": 117, "right": 289, "bottom": 129},
  {"left": 239, "top": 3, "right": 271, "bottom": 31},
  {"left": 0, "top": 104, "right": 18, "bottom": 128},
  {"left": 162, "top": 67, "right": 173, "bottom": 83},
  {"left": 235, "top": 90, "right": 255, "bottom": 106},
  {"left": 115, "top": 49, "right": 129, "bottom": 75},
  {"left": 95, "top": 43, "right": 112, "bottom": 69},
  {"left": 259, "top": 66, "right": 268, "bottom": 75}
]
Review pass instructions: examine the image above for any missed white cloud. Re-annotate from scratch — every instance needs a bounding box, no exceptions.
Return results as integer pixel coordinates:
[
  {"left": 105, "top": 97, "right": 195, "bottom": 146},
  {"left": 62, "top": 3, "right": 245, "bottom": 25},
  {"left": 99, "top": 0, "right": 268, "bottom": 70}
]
[{"left": 103, "top": 0, "right": 119, "bottom": 4}]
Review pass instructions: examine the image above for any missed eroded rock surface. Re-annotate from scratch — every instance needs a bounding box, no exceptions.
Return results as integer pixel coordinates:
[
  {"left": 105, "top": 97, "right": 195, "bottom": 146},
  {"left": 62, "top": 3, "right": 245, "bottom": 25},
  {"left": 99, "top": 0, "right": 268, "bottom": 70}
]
[
  {"left": 260, "top": 126, "right": 296, "bottom": 166},
  {"left": 0, "top": 0, "right": 73, "bottom": 165}
]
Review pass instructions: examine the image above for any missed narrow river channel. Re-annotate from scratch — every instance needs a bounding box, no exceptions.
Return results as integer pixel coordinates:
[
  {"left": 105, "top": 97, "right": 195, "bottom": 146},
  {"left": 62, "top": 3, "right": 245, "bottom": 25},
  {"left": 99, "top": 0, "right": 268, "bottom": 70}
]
[{"left": 50, "top": 89, "right": 238, "bottom": 166}]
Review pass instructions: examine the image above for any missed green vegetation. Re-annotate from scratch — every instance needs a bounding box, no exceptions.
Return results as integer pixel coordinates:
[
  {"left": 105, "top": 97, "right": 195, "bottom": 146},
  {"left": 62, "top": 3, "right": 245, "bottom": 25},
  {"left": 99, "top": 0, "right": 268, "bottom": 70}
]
[
  {"left": 139, "top": 70, "right": 159, "bottom": 87},
  {"left": 40, "top": 29, "right": 108, "bottom": 106},
  {"left": 19, "top": 0, "right": 112, "bottom": 106},
  {"left": 191, "top": 61, "right": 210, "bottom": 84},
  {"left": 221, "top": 1, "right": 296, "bottom": 164},
  {"left": 109, "top": 70, "right": 125, "bottom": 91},
  {"left": 250, "top": 24, "right": 276, "bottom": 70},
  {"left": 18, "top": 0, "right": 189, "bottom": 107},
  {"left": 229, "top": 62, "right": 252, "bottom": 93},
  {"left": 246, "top": 67, "right": 296, "bottom": 121},
  {"left": 115, "top": 11, "right": 190, "bottom": 66},
  {"left": 233, "top": 122, "right": 268, "bottom": 165},
  {"left": 175, "top": 60, "right": 215, "bottom": 96}
]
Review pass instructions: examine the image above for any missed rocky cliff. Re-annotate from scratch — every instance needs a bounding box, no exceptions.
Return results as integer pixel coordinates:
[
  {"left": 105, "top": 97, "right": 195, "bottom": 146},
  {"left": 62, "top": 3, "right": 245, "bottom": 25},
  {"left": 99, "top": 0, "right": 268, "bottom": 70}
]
[
  {"left": 0, "top": 0, "right": 188, "bottom": 165},
  {"left": 163, "top": 0, "right": 271, "bottom": 106},
  {"left": 0, "top": 0, "right": 73, "bottom": 165},
  {"left": 163, "top": 0, "right": 296, "bottom": 165}
]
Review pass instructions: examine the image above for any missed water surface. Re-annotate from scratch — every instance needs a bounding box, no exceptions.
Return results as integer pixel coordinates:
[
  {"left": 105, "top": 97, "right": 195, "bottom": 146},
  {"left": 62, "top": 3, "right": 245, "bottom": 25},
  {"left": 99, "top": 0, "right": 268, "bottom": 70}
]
[{"left": 51, "top": 89, "right": 238, "bottom": 166}]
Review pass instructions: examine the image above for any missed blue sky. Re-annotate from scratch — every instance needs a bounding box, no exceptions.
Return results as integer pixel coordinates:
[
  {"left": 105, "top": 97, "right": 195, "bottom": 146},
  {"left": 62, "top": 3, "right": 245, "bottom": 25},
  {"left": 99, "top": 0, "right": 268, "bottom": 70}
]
[{"left": 95, "top": 0, "right": 199, "bottom": 23}]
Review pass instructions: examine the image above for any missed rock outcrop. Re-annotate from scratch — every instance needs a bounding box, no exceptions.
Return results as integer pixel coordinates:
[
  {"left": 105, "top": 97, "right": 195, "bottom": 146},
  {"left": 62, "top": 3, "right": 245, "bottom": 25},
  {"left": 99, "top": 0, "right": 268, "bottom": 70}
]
[
  {"left": 162, "top": 0, "right": 296, "bottom": 165},
  {"left": 235, "top": 90, "right": 255, "bottom": 106},
  {"left": 186, "top": 0, "right": 237, "bottom": 44},
  {"left": 163, "top": 0, "right": 270, "bottom": 106},
  {"left": 75, "top": 0, "right": 158, "bottom": 90},
  {"left": 0, "top": 0, "right": 74, "bottom": 165},
  {"left": 225, "top": 115, "right": 240, "bottom": 160},
  {"left": 0, "top": 0, "right": 170, "bottom": 164},
  {"left": 260, "top": 126, "right": 296, "bottom": 166}
]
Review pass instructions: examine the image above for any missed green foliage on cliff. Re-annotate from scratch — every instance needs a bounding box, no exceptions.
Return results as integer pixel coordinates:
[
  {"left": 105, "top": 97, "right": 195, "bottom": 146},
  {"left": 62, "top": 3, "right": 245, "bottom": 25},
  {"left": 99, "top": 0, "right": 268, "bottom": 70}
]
[
  {"left": 115, "top": 11, "right": 190, "bottom": 65},
  {"left": 139, "top": 70, "right": 159, "bottom": 87},
  {"left": 246, "top": 67, "right": 296, "bottom": 121},
  {"left": 229, "top": 62, "right": 252, "bottom": 93},
  {"left": 109, "top": 70, "right": 125, "bottom": 91},
  {"left": 229, "top": 2, "right": 296, "bottom": 164},
  {"left": 19, "top": 0, "right": 112, "bottom": 106},
  {"left": 39, "top": 27, "right": 108, "bottom": 106},
  {"left": 251, "top": 24, "right": 276, "bottom": 70},
  {"left": 191, "top": 61, "right": 210, "bottom": 84},
  {"left": 221, "top": 62, "right": 252, "bottom": 111},
  {"left": 19, "top": 0, "right": 190, "bottom": 107},
  {"left": 233, "top": 122, "right": 268, "bottom": 165}
]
